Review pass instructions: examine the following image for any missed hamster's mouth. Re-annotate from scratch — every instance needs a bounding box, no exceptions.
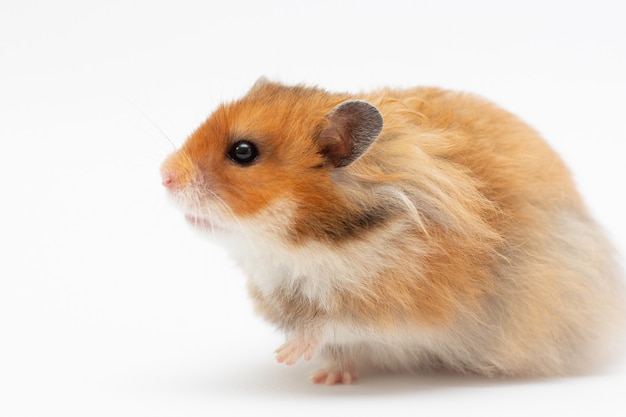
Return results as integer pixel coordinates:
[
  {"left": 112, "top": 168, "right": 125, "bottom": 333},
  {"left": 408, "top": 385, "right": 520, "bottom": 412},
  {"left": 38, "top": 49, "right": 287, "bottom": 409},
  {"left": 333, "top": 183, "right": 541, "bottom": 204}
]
[{"left": 184, "top": 214, "right": 225, "bottom": 232}]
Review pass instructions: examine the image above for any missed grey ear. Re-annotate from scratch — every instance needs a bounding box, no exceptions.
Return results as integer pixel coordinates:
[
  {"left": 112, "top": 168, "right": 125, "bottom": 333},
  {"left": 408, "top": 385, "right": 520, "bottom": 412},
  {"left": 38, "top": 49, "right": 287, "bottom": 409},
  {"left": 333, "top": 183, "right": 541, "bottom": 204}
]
[
  {"left": 317, "top": 100, "right": 383, "bottom": 168},
  {"left": 250, "top": 76, "right": 270, "bottom": 90},
  {"left": 247, "top": 76, "right": 273, "bottom": 96}
]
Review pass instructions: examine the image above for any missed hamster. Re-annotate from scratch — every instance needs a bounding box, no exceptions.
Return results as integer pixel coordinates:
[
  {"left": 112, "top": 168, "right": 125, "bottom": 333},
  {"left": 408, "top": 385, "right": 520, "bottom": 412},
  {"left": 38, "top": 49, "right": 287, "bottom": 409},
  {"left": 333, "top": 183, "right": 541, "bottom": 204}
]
[{"left": 161, "top": 78, "right": 625, "bottom": 385}]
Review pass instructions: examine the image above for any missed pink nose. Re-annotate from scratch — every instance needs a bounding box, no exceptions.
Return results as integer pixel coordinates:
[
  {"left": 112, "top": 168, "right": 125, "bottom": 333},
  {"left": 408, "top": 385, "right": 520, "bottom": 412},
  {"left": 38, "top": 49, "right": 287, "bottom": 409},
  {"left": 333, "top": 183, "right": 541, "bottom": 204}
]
[{"left": 161, "top": 169, "right": 176, "bottom": 189}]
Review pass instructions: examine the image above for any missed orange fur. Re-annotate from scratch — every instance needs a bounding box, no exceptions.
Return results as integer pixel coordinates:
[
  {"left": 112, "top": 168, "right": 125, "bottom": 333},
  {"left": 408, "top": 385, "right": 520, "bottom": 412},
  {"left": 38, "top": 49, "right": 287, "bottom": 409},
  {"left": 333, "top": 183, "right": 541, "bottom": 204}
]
[{"left": 161, "top": 79, "right": 624, "bottom": 382}]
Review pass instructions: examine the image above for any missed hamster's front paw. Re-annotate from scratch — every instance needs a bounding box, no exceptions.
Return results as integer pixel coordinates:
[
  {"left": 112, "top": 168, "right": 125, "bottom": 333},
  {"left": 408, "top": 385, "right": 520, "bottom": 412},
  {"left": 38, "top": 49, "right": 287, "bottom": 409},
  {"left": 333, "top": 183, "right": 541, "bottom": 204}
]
[{"left": 275, "top": 328, "right": 321, "bottom": 365}]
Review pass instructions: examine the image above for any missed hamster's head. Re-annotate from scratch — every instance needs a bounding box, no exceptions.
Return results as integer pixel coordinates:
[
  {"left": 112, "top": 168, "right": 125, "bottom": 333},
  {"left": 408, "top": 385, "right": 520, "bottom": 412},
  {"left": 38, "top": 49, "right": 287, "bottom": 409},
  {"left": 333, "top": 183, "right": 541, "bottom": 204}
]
[{"left": 160, "top": 80, "right": 383, "bottom": 243}]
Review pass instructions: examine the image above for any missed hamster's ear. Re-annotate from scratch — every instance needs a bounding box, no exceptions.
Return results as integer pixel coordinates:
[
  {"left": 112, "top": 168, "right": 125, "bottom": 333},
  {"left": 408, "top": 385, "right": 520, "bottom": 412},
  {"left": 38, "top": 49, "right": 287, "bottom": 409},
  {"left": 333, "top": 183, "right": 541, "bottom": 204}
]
[
  {"left": 317, "top": 100, "right": 383, "bottom": 168},
  {"left": 249, "top": 76, "right": 271, "bottom": 94}
]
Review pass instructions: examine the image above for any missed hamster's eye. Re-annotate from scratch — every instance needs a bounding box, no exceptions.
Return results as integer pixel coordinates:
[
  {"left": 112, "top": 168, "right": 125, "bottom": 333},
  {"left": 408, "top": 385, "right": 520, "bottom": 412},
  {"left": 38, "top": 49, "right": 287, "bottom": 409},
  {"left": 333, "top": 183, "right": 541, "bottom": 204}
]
[{"left": 227, "top": 140, "right": 259, "bottom": 165}]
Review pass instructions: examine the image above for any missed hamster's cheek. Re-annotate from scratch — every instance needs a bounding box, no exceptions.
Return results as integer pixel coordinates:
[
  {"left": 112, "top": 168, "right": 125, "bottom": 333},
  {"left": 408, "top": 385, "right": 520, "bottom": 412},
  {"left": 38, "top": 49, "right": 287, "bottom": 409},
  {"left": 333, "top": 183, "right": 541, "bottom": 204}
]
[{"left": 216, "top": 173, "right": 291, "bottom": 219}]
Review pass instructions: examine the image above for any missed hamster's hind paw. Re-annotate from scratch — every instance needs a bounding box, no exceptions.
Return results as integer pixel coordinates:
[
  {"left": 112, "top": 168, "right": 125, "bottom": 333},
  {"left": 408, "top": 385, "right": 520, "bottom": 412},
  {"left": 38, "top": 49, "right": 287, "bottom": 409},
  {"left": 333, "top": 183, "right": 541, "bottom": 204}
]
[{"left": 311, "top": 366, "right": 357, "bottom": 385}]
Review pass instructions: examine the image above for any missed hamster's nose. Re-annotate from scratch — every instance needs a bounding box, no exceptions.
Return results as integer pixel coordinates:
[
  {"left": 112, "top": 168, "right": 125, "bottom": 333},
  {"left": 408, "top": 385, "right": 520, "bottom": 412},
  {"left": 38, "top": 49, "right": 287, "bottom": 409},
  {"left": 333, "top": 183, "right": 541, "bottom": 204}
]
[
  {"left": 161, "top": 156, "right": 194, "bottom": 190},
  {"left": 161, "top": 169, "right": 177, "bottom": 189}
]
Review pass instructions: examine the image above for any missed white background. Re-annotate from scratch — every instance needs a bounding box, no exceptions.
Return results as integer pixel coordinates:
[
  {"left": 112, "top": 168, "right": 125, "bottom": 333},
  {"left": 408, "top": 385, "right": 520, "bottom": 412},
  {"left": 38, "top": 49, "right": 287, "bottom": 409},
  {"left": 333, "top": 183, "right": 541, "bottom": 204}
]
[{"left": 1, "top": 1, "right": 625, "bottom": 416}]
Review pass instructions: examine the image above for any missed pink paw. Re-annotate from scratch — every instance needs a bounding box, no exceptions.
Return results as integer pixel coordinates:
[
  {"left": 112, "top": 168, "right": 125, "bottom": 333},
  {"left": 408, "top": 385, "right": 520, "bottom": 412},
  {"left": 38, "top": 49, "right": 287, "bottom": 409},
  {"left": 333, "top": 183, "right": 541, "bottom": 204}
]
[
  {"left": 311, "top": 367, "right": 357, "bottom": 385},
  {"left": 275, "top": 329, "right": 320, "bottom": 365}
]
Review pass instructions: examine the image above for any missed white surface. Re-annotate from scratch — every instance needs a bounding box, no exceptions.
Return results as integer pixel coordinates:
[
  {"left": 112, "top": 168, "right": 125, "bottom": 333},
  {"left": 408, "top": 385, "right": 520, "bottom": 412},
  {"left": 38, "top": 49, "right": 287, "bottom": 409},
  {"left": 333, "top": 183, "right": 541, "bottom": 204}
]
[{"left": 1, "top": 1, "right": 625, "bottom": 416}]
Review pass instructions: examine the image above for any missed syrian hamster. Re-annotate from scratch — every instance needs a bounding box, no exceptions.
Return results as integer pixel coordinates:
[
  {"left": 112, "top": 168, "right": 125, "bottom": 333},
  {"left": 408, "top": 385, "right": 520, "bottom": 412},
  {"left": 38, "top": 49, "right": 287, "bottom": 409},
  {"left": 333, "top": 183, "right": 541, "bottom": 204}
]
[{"left": 161, "top": 78, "right": 624, "bottom": 384}]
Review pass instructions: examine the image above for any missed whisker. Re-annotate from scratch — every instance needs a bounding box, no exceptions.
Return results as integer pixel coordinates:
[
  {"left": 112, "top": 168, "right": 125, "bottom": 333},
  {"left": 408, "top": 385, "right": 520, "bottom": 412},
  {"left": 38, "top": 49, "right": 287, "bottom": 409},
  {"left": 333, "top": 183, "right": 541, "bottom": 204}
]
[
  {"left": 177, "top": 162, "right": 263, "bottom": 257},
  {"left": 125, "top": 97, "right": 178, "bottom": 150}
]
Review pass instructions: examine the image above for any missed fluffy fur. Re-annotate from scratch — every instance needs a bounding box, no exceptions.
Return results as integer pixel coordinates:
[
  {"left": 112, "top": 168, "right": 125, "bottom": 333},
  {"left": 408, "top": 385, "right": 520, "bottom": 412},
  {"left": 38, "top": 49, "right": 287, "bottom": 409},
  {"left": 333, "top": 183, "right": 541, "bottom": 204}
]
[{"left": 161, "top": 79, "right": 625, "bottom": 384}]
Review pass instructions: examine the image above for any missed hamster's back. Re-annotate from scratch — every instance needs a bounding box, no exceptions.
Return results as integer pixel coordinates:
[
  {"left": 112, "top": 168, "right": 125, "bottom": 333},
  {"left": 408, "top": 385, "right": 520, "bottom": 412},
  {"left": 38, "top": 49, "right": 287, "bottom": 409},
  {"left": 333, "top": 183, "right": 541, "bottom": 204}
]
[{"left": 357, "top": 87, "right": 624, "bottom": 375}]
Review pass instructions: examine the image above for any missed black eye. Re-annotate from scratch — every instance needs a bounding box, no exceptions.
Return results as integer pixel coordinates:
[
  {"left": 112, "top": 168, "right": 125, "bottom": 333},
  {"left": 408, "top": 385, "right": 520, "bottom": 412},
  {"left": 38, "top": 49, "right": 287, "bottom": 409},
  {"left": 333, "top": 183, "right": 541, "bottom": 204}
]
[{"left": 227, "top": 140, "right": 259, "bottom": 165}]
